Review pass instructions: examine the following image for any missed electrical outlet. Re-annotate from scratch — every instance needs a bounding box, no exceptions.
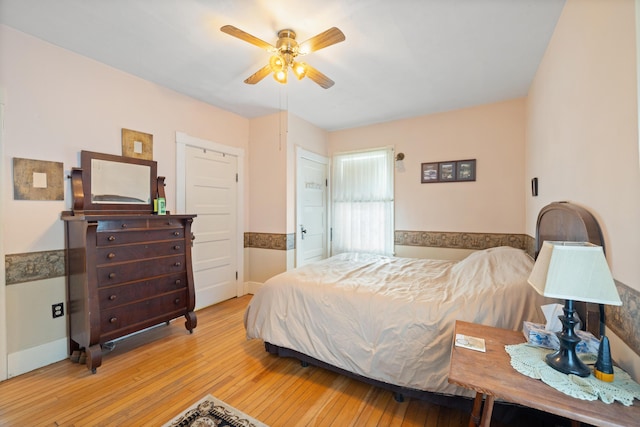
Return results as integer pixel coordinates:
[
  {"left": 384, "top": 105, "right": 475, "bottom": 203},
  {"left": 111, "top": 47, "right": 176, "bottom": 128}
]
[{"left": 52, "top": 302, "right": 64, "bottom": 318}]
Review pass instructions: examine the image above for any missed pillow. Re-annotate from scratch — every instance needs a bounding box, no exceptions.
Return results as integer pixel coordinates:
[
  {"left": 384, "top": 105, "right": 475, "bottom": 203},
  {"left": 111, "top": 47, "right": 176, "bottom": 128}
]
[{"left": 450, "top": 246, "right": 534, "bottom": 290}]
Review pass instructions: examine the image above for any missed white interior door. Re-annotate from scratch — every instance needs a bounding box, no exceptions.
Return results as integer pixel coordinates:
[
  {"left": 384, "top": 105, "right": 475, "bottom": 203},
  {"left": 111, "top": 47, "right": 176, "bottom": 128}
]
[
  {"left": 296, "top": 148, "right": 329, "bottom": 267},
  {"left": 185, "top": 145, "right": 238, "bottom": 309}
]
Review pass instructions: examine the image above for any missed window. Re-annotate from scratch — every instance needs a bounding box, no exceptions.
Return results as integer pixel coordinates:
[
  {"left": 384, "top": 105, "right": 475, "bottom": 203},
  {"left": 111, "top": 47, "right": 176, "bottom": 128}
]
[{"left": 331, "top": 147, "right": 394, "bottom": 255}]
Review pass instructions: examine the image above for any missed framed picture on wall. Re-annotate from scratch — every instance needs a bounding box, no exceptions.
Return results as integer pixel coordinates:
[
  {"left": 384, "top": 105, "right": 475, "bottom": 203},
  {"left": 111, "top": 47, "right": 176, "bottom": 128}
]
[
  {"left": 421, "top": 162, "right": 439, "bottom": 183},
  {"left": 439, "top": 162, "right": 456, "bottom": 181},
  {"left": 456, "top": 159, "right": 476, "bottom": 181},
  {"left": 122, "top": 128, "right": 153, "bottom": 160}
]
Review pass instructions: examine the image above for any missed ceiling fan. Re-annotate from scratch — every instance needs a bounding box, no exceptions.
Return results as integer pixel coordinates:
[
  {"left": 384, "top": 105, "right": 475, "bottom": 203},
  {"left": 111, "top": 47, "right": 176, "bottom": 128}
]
[{"left": 220, "top": 25, "right": 345, "bottom": 89}]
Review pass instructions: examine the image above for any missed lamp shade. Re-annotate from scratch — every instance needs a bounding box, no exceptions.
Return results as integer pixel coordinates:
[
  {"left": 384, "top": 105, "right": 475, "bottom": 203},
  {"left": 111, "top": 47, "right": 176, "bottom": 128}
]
[
  {"left": 292, "top": 61, "right": 307, "bottom": 80},
  {"left": 528, "top": 241, "right": 621, "bottom": 305}
]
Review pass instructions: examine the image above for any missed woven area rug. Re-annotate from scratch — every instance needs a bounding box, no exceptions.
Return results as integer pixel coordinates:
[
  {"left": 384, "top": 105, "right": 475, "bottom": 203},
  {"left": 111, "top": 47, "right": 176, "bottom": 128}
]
[{"left": 163, "top": 394, "right": 268, "bottom": 427}]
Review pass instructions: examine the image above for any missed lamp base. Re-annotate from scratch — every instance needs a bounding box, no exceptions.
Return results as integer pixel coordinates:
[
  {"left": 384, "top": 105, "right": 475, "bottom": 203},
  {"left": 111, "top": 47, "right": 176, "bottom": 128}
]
[
  {"left": 546, "top": 349, "right": 590, "bottom": 377},
  {"left": 546, "top": 299, "right": 591, "bottom": 377}
]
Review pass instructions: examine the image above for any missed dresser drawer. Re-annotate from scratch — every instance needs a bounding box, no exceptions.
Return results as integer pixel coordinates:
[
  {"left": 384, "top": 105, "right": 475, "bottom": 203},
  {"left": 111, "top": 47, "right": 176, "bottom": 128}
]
[
  {"left": 97, "top": 218, "right": 185, "bottom": 231},
  {"left": 96, "top": 255, "right": 186, "bottom": 286},
  {"left": 98, "top": 273, "right": 187, "bottom": 309},
  {"left": 96, "top": 241, "right": 185, "bottom": 264},
  {"left": 100, "top": 290, "right": 188, "bottom": 334},
  {"left": 97, "top": 218, "right": 149, "bottom": 231},
  {"left": 96, "top": 228, "right": 185, "bottom": 246}
]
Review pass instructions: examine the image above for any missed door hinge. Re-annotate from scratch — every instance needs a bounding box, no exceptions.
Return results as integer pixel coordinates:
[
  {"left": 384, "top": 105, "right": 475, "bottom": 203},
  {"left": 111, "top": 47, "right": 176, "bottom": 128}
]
[
  {"left": 325, "top": 179, "right": 328, "bottom": 187},
  {"left": 235, "top": 271, "right": 238, "bottom": 280},
  {"left": 236, "top": 173, "right": 238, "bottom": 182},
  {"left": 330, "top": 227, "right": 333, "bottom": 242}
]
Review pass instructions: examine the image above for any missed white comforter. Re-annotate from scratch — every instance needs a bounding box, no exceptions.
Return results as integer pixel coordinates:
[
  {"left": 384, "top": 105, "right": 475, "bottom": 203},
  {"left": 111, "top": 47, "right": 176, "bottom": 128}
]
[{"left": 244, "top": 246, "right": 547, "bottom": 396}]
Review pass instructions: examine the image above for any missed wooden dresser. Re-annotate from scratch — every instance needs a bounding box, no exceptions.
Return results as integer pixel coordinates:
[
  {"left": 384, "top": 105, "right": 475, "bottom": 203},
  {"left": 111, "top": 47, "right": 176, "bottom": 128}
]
[{"left": 62, "top": 151, "right": 197, "bottom": 373}]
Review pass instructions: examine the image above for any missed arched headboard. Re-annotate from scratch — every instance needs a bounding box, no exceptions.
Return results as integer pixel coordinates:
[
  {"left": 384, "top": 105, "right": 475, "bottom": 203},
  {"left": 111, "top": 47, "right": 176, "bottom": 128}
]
[
  {"left": 535, "top": 201, "right": 605, "bottom": 336},
  {"left": 536, "top": 201, "right": 605, "bottom": 257}
]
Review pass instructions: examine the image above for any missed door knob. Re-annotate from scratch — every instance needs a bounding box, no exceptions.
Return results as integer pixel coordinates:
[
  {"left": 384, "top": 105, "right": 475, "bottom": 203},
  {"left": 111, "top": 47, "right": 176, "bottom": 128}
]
[{"left": 300, "top": 225, "right": 307, "bottom": 240}]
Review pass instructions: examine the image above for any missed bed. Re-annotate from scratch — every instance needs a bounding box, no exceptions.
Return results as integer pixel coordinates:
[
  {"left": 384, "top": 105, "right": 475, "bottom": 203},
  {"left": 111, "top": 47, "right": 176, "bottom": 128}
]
[{"left": 244, "top": 201, "right": 605, "bottom": 402}]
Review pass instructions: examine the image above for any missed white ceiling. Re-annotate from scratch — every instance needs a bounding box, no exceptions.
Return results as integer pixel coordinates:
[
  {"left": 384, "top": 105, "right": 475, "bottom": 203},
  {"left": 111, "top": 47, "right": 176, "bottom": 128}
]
[{"left": 0, "top": 0, "right": 566, "bottom": 131}]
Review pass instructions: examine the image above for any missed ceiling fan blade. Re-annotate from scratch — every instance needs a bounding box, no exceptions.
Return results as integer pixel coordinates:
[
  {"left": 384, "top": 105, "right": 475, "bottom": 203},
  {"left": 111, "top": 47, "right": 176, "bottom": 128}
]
[
  {"left": 244, "top": 64, "right": 272, "bottom": 85},
  {"left": 221, "top": 25, "right": 275, "bottom": 51},
  {"left": 298, "top": 27, "right": 345, "bottom": 54},
  {"left": 304, "top": 64, "right": 335, "bottom": 89}
]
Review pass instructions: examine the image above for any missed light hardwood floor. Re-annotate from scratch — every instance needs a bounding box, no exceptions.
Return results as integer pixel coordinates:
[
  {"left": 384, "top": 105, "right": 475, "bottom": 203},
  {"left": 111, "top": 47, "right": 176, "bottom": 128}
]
[{"left": 0, "top": 295, "right": 567, "bottom": 426}]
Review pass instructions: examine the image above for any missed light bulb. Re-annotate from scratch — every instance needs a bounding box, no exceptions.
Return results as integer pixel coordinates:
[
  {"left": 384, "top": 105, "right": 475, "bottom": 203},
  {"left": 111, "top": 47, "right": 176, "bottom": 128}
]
[
  {"left": 273, "top": 69, "right": 287, "bottom": 84},
  {"left": 292, "top": 62, "right": 306, "bottom": 80},
  {"left": 269, "top": 55, "right": 284, "bottom": 71}
]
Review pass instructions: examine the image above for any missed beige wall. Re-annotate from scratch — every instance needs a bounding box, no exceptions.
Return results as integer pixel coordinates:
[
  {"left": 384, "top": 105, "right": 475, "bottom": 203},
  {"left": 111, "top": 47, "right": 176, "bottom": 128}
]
[
  {"left": 248, "top": 112, "right": 288, "bottom": 234},
  {"left": 246, "top": 112, "right": 328, "bottom": 281},
  {"left": 287, "top": 113, "right": 329, "bottom": 235},
  {"left": 288, "top": 114, "right": 329, "bottom": 157},
  {"left": 246, "top": 113, "right": 288, "bottom": 282},
  {"left": 0, "top": 25, "right": 249, "bottom": 376},
  {"left": 1, "top": 25, "right": 249, "bottom": 255},
  {"left": 329, "top": 98, "right": 527, "bottom": 235},
  {"left": 526, "top": 0, "right": 640, "bottom": 378},
  {"left": 247, "top": 111, "right": 328, "bottom": 236}
]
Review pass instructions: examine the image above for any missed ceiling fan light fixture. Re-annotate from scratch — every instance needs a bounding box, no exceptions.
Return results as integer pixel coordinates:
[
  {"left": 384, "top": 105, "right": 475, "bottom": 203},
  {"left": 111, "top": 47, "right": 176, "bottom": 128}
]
[
  {"left": 292, "top": 62, "right": 307, "bottom": 80},
  {"left": 221, "top": 25, "right": 345, "bottom": 89},
  {"left": 269, "top": 55, "right": 285, "bottom": 71},
  {"left": 273, "top": 69, "right": 288, "bottom": 84}
]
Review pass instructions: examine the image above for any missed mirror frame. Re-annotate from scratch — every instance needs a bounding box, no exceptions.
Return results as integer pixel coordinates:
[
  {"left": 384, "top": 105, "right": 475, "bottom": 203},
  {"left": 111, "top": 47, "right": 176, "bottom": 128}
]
[{"left": 71, "top": 150, "right": 159, "bottom": 215}]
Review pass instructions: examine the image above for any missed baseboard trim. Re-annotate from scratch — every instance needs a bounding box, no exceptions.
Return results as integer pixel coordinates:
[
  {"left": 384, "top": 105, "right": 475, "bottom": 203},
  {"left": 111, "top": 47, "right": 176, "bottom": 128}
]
[
  {"left": 7, "top": 337, "right": 67, "bottom": 378},
  {"left": 244, "top": 281, "right": 262, "bottom": 295}
]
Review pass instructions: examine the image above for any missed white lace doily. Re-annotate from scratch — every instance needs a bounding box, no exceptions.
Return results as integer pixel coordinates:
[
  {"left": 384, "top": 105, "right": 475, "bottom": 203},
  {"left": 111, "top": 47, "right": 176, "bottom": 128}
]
[{"left": 505, "top": 343, "right": 640, "bottom": 406}]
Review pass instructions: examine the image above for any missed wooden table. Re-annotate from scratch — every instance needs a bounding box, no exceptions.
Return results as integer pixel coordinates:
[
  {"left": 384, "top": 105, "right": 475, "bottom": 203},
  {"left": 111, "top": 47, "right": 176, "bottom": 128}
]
[{"left": 448, "top": 321, "right": 640, "bottom": 427}]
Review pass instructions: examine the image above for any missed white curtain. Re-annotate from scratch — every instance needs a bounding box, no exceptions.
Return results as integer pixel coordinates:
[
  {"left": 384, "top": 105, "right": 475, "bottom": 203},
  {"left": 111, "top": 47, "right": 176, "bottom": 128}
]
[{"left": 332, "top": 147, "right": 394, "bottom": 256}]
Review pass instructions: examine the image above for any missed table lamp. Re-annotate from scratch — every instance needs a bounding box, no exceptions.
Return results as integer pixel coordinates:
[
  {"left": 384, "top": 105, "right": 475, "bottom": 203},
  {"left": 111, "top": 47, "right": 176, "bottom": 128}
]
[{"left": 527, "top": 241, "right": 622, "bottom": 377}]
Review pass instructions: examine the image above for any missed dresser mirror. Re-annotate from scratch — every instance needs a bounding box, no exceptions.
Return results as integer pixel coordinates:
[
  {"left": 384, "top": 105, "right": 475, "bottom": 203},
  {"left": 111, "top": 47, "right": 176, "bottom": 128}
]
[
  {"left": 91, "top": 157, "right": 151, "bottom": 205},
  {"left": 69, "top": 150, "right": 162, "bottom": 215}
]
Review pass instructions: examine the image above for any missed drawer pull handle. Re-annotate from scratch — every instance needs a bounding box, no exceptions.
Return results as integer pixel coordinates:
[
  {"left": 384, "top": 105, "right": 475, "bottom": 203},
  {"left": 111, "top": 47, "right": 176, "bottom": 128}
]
[
  {"left": 174, "top": 298, "right": 181, "bottom": 304},
  {"left": 109, "top": 295, "right": 117, "bottom": 301},
  {"left": 175, "top": 279, "right": 181, "bottom": 285},
  {"left": 174, "top": 245, "right": 181, "bottom": 250},
  {"left": 108, "top": 273, "right": 116, "bottom": 279},
  {"left": 108, "top": 236, "right": 116, "bottom": 242},
  {"left": 109, "top": 317, "right": 117, "bottom": 323},
  {"left": 107, "top": 252, "right": 116, "bottom": 259},
  {"left": 174, "top": 262, "right": 182, "bottom": 267},
  {"left": 121, "top": 224, "right": 128, "bottom": 229},
  {"left": 173, "top": 231, "right": 180, "bottom": 236}
]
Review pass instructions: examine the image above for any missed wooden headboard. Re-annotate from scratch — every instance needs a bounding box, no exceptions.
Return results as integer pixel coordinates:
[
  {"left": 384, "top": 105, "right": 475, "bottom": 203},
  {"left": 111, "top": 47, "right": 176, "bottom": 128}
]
[
  {"left": 536, "top": 201, "right": 604, "bottom": 256},
  {"left": 535, "top": 201, "right": 605, "bottom": 336}
]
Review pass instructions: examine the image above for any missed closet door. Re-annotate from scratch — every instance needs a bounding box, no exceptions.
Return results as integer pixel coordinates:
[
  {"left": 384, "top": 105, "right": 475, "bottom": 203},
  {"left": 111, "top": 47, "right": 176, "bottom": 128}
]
[{"left": 185, "top": 146, "right": 238, "bottom": 309}]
